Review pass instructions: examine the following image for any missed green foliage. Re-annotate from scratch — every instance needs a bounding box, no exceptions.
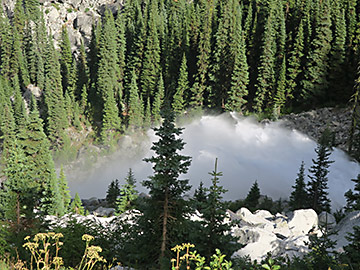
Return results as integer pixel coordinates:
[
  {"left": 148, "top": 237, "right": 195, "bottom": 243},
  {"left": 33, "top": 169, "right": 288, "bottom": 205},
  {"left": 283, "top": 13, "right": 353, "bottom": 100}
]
[
  {"left": 306, "top": 130, "right": 334, "bottom": 213},
  {"left": 344, "top": 174, "right": 360, "bottom": 211},
  {"left": 116, "top": 168, "right": 138, "bottom": 215},
  {"left": 106, "top": 179, "right": 120, "bottom": 208},
  {"left": 69, "top": 192, "right": 85, "bottom": 215},
  {"left": 343, "top": 225, "right": 360, "bottom": 269},
  {"left": 244, "top": 180, "right": 261, "bottom": 212},
  {"left": 289, "top": 161, "right": 308, "bottom": 210}
]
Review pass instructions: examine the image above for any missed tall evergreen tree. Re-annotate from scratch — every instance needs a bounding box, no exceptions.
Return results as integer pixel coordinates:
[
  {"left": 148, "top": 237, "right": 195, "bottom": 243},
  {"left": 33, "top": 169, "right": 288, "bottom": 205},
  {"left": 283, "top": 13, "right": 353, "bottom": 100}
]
[
  {"left": 301, "top": 0, "right": 332, "bottom": 104},
  {"left": 289, "top": 161, "right": 308, "bottom": 210},
  {"left": 106, "top": 179, "right": 120, "bottom": 208},
  {"left": 97, "top": 9, "right": 121, "bottom": 142},
  {"left": 152, "top": 73, "right": 165, "bottom": 126},
  {"left": 253, "top": 2, "right": 276, "bottom": 113},
  {"left": 127, "top": 69, "right": 144, "bottom": 129},
  {"left": 344, "top": 174, "right": 360, "bottom": 212},
  {"left": 306, "top": 130, "right": 334, "bottom": 213},
  {"left": 225, "top": 4, "right": 249, "bottom": 113},
  {"left": 69, "top": 192, "right": 85, "bottom": 215},
  {"left": 116, "top": 168, "right": 138, "bottom": 215},
  {"left": 192, "top": 158, "right": 240, "bottom": 259},
  {"left": 244, "top": 180, "right": 260, "bottom": 212},
  {"left": 57, "top": 165, "right": 71, "bottom": 216},
  {"left": 139, "top": 109, "right": 192, "bottom": 269},
  {"left": 172, "top": 53, "right": 188, "bottom": 114}
]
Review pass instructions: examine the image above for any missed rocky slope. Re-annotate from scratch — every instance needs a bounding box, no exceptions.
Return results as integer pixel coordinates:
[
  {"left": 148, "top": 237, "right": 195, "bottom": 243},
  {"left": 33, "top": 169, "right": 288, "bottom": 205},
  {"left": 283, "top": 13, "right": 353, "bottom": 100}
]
[
  {"left": 279, "top": 107, "right": 353, "bottom": 153},
  {"left": 2, "top": 0, "right": 123, "bottom": 50}
]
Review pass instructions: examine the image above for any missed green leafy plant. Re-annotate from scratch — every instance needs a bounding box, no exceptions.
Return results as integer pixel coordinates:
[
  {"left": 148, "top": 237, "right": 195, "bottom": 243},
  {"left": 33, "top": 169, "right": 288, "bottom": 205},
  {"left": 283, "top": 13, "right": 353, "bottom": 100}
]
[{"left": 261, "top": 258, "right": 281, "bottom": 270}]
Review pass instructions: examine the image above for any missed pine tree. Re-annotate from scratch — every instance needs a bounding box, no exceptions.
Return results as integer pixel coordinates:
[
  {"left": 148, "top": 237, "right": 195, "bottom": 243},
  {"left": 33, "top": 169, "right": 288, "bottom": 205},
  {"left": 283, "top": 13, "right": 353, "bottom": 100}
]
[
  {"left": 193, "top": 158, "right": 240, "bottom": 259},
  {"left": 289, "top": 161, "right": 308, "bottom": 210},
  {"left": 11, "top": 76, "right": 27, "bottom": 129},
  {"left": 97, "top": 9, "right": 121, "bottom": 142},
  {"left": 152, "top": 74, "right": 164, "bottom": 126},
  {"left": 58, "top": 165, "right": 71, "bottom": 216},
  {"left": 116, "top": 168, "right": 138, "bottom": 215},
  {"left": 140, "top": 0, "right": 161, "bottom": 101},
  {"left": 253, "top": 2, "right": 276, "bottom": 113},
  {"left": 127, "top": 69, "right": 144, "bottom": 129},
  {"left": 140, "top": 109, "right": 192, "bottom": 269},
  {"left": 344, "top": 174, "right": 360, "bottom": 212},
  {"left": 106, "top": 179, "right": 120, "bottom": 208},
  {"left": 144, "top": 97, "right": 151, "bottom": 130},
  {"left": 70, "top": 192, "right": 85, "bottom": 215},
  {"left": 306, "top": 130, "right": 334, "bottom": 213},
  {"left": 59, "top": 26, "right": 73, "bottom": 97},
  {"left": 13, "top": 0, "right": 26, "bottom": 35},
  {"left": 286, "top": 18, "right": 304, "bottom": 102},
  {"left": 244, "top": 180, "right": 260, "bottom": 212},
  {"left": 24, "top": 0, "right": 40, "bottom": 21},
  {"left": 343, "top": 225, "right": 360, "bottom": 268},
  {"left": 225, "top": 4, "right": 249, "bottom": 113},
  {"left": 301, "top": 0, "right": 332, "bottom": 104},
  {"left": 172, "top": 53, "right": 188, "bottom": 114},
  {"left": 43, "top": 36, "right": 69, "bottom": 149},
  {"left": 193, "top": 181, "right": 207, "bottom": 211}
]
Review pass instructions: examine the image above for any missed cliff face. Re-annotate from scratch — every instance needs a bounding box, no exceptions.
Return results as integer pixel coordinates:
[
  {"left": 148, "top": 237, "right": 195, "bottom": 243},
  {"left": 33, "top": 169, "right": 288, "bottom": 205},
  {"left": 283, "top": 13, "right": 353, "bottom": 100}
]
[{"left": 2, "top": 0, "right": 123, "bottom": 50}]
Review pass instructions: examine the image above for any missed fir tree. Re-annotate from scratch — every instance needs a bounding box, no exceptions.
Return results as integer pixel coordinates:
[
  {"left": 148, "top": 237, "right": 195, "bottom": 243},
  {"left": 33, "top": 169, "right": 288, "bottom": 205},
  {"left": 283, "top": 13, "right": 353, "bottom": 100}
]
[
  {"left": 253, "top": 3, "right": 276, "bottom": 113},
  {"left": 343, "top": 225, "right": 360, "bottom": 268},
  {"left": 139, "top": 109, "right": 192, "bottom": 269},
  {"left": 13, "top": 0, "right": 26, "bottom": 35},
  {"left": 58, "top": 165, "right": 71, "bottom": 216},
  {"left": 307, "top": 130, "right": 334, "bottom": 213},
  {"left": 172, "top": 53, "right": 188, "bottom": 114},
  {"left": 97, "top": 9, "right": 121, "bottom": 142},
  {"left": 301, "top": 0, "right": 332, "bottom": 104},
  {"left": 59, "top": 26, "right": 74, "bottom": 97},
  {"left": 289, "top": 161, "right": 308, "bottom": 210},
  {"left": 225, "top": 5, "right": 249, "bottom": 113},
  {"left": 244, "top": 180, "right": 260, "bottom": 212},
  {"left": 127, "top": 69, "right": 144, "bottom": 129},
  {"left": 106, "top": 179, "right": 120, "bottom": 208},
  {"left": 344, "top": 174, "right": 360, "bottom": 212},
  {"left": 116, "top": 168, "right": 138, "bottom": 215},
  {"left": 152, "top": 74, "right": 164, "bottom": 126},
  {"left": 70, "top": 192, "right": 85, "bottom": 215},
  {"left": 144, "top": 97, "right": 151, "bottom": 130},
  {"left": 193, "top": 158, "right": 240, "bottom": 259},
  {"left": 193, "top": 181, "right": 207, "bottom": 211}
]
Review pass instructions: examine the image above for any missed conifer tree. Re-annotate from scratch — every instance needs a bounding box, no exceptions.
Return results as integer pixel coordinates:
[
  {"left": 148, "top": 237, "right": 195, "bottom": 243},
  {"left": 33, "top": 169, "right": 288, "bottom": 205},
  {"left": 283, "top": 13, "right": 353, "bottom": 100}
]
[
  {"left": 344, "top": 174, "right": 360, "bottom": 212},
  {"left": 24, "top": 0, "right": 40, "bottom": 21},
  {"left": 193, "top": 158, "right": 240, "bottom": 259},
  {"left": 1, "top": 104, "right": 17, "bottom": 161},
  {"left": 58, "top": 165, "right": 71, "bottom": 216},
  {"left": 115, "top": 11, "right": 126, "bottom": 111},
  {"left": 43, "top": 36, "right": 69, "bottom": 148},
  {"left": 172, "top": 53, "right": 188, "bottom": 114},
  {"left": 225, "top": 5, "right": 249, "bottom": 113},
  {"left": 106, "top": 179, "right": 120, "bottom": 208},
  {"left": 76, "top": 42, "right": 89, "bottom": 114},
  {"left": 59, "top": 26, "right": 73, "bottom": 97},
  {"left": 287, "top": 19, "right": 304, "bottom": 102},
  {"left": 140, "top": 0, "right": 161, "bottom": 101},
  {"left": 273, "top": 55, "right": 286, "bottom": 117},
  {"left": 193, "top": 181, "right": 207, "bottom": 211},
  {"left": 301, "top": 0, "right": 332, "bottom": 103},
  {"left": 11, "top": 76, "right": 27, "bottom": 129},
  {"left": 289, "top": 161, "right": 308, "bottom": 210},
  {"left": 152, "top": 74, "right": 164, "bottom": 126},
  {"left": 244, "top": 180, "right": 260, "bottom": 212},
  {"left": 13, "top": 0, "right": 26, "bottom": 35},
  {"left": 253, "top": 3, "right": 276, "bottom": 113},
  {"left": 328, "top": 6, "right": 346, "bottom": 102},
  {"left": 190, "top": 0, "right": 215, "bottom": 108},
  {"left": 306, "top": 130, "right": 334, "bottom": 213},
  {"left": 343, "top": 225, "right": 360, "bottom": 268},
  {"left": 70, "top": 192, "right": 85, "bottom": 215},
  {"left": 139, "top": 109, "right": 192, "bottom": 269},
  {"left": 116, "top": 168, "right": 138, "bottom": 215},
  {"left": 144, "top": 97, "right": 151, "bottom": 130},
  {"left": 127, "top": 69, "right": 144, "bottom": 129},
  {"left": 0, "top": 16, "right": 13, "bottom": 80},
  {"left": 96, "top": 10, "right": 121, "bottom": 142}
]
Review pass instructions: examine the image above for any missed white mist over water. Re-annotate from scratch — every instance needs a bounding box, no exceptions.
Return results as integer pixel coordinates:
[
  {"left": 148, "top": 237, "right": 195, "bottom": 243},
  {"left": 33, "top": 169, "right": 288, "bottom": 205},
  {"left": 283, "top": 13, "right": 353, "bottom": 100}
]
[{"left": 68, "top": 113, "right": 360, "bottom": 209}]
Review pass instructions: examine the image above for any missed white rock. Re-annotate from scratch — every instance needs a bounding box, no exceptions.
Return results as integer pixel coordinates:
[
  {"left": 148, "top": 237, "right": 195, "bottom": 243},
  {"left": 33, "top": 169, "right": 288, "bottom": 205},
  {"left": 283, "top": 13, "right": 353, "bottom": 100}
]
[
  {"left": 236, "top": 207, "right": 274, "bottom": 231},
  {"left": 288, "top": 209, "right": 318, "bottom": 236}
]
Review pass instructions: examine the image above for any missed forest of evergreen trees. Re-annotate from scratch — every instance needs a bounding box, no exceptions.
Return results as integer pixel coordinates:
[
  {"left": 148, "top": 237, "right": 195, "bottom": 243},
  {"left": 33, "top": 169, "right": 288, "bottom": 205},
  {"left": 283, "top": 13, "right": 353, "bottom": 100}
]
[{"left": 0, "top": 0, "right": 360, "bottom": 268}]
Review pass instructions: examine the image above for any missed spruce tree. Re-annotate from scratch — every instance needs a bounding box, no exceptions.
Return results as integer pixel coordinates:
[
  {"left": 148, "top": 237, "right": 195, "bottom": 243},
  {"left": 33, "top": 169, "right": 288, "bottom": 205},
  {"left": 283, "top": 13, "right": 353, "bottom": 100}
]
[
  {"left": 70, "top": 192, "right": 85, "bottom": 215},
  {"left": 225, "top": 5, "right": 249, "bottom": 113},
  {"left": 343, "top": 225, "right": 360, "bottom": 268},
  {"left": 58, "top": 165, "right": 71, "bottom": 216},
  {"left": 172, "top": 53, "right": 188, "bottom": 114},
  {"left": 116, "top": 168, "right": 138, "bottom": 215},
  {"left": 301, "top": 0, "right": 332, "bottom": 104},
  {"left": 97, "top": 9, "right": 121, "bottom": 143},
  {"left": 127, "top": 69, "right": 144, "bottom": 129},
  {"left": 253, "top": 3, "right": 276, "bottom": 113},
  {"left": 139, "top": 109, "right": 192, "bottom": 269},
  {"left": 13, "top": 0, "right": 26, "bottom": 35},
  {"left": 152, "top": 74, "right": 164, "bottom": 126},
  {"left": 344, "top": 174, "right": 360, "bottom": 212},
  {"left": 289, "top": 161, "right": 308, "bottom": 210},
  {"left": 244, "top": 180, "right": 261, "bottom": 212},
  {"left": 144, "top": 97, "right": 151, "bottom": 130},
  {"left": 106, "top": 179, "right": 120, "bottom": 208},
  {"left": 306, "top": 130, "right": 334, "bottom": 213},
  {"left": 193, "top": 158, "right": 240, "bottom": 259},
  {"left": 59, "top": 26, "right": 74, "bottom": 97}
]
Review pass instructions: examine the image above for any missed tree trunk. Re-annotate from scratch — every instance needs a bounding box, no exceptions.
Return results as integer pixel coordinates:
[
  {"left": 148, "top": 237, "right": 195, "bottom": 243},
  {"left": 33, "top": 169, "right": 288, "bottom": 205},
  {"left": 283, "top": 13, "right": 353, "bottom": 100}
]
[{"left": 160, "top": 187, "right": 169, "bottom": 268}]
